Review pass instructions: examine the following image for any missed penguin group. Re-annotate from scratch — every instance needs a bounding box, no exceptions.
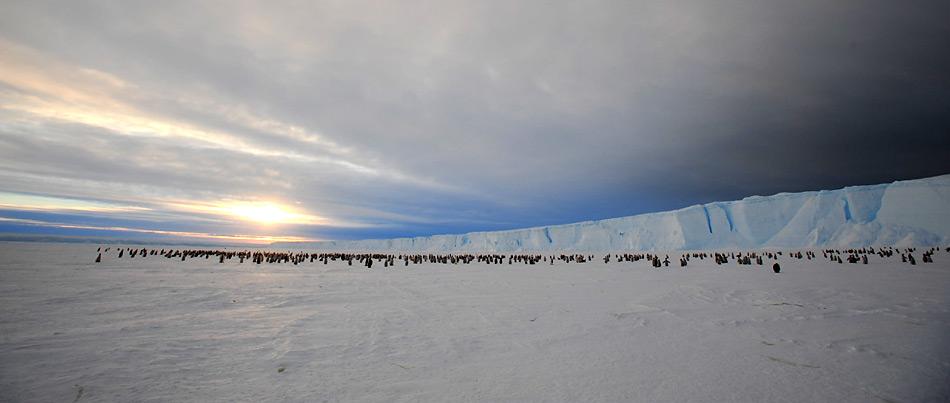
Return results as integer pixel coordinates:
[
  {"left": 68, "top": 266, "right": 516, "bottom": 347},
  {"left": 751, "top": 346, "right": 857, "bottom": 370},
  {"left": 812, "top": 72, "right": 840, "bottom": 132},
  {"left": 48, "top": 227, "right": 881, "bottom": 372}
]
[{"left": 93, "top": 245, "right": 944, "bottom": 273}]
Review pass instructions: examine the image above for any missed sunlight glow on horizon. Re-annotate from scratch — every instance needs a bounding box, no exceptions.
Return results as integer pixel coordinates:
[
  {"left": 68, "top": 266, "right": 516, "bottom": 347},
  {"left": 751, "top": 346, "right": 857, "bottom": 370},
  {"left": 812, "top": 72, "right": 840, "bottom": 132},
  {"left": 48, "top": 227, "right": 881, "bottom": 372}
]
[
  {"left": 226, "top": 202, "right": 296, "bottom": 225},
  {"left": 0, "top": 192, "right": 331, "bottom": 244},
  {"left": 0, "top": 216, "right": 318, "bottom": 244}
]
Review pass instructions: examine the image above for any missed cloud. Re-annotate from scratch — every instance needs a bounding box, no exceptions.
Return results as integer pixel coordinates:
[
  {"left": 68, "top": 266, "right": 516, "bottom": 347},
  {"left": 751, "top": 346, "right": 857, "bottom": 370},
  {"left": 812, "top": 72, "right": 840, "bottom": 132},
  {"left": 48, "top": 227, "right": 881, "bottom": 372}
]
[{"left": 0, "top": 0, "right": 948, "bottom": 242}]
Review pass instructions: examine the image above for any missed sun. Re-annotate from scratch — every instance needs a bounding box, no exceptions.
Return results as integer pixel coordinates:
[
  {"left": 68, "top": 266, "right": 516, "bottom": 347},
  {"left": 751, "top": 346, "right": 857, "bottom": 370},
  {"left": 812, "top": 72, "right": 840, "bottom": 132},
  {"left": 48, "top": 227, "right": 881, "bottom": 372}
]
[{"left": 228, "top": 202, "right": 294, "bottom": 224}]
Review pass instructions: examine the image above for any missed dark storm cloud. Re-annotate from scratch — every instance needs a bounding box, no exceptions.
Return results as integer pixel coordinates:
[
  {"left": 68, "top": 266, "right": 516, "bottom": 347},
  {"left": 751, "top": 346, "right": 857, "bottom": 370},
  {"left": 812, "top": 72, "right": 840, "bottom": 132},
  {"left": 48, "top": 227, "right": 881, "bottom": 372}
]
[{"left": 0, "top": 0, "right": 948, "bottom": 241}]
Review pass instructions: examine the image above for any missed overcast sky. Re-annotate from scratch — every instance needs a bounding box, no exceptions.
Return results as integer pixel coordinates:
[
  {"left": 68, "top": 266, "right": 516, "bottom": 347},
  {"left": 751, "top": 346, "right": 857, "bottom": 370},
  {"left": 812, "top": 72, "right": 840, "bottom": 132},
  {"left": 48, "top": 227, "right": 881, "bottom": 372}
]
[{"left": 1, "top": 0, "right": 949, "bottom": 243}]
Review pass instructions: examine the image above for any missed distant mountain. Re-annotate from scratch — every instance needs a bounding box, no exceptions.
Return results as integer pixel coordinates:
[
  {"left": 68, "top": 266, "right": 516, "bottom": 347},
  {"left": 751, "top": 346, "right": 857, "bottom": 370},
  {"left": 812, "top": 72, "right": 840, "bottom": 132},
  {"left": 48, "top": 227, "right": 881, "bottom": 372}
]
[{"left": 276, "top": 175, "right": 950, "bottom": 252}]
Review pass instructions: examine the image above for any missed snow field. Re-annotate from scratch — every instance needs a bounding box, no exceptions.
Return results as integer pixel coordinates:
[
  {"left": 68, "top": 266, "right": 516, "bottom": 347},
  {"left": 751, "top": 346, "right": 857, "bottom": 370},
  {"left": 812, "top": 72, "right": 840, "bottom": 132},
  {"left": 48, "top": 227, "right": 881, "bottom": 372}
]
[{"left": 1, "top": 242, "right": 948, "bottom": 402}]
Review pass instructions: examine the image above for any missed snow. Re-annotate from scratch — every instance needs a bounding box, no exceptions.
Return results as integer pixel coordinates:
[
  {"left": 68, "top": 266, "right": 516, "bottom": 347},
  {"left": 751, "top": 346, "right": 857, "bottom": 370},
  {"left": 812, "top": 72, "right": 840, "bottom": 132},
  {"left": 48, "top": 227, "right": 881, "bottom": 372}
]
[
  {"left": 280, "top": 175, "right": 950, "bottom": 252},
  {"left": 2, "top": 242, "right": 949, "bottom": 402}
]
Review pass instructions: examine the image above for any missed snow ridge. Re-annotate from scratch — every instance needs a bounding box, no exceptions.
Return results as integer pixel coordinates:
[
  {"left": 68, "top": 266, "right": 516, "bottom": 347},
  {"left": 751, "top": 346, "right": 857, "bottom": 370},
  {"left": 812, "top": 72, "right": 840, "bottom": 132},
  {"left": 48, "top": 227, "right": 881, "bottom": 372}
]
[{"left": 278, "top": 175, "right": 950, "bottom": 252}]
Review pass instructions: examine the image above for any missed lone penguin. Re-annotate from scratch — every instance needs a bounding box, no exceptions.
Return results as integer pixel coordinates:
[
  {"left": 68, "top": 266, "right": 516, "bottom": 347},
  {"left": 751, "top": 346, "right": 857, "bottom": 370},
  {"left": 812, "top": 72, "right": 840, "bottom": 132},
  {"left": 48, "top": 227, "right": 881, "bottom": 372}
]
[
  {"left": 772, "top": 262, "right": 781, "bottom": 273},
  {"left": 95, "top": 253, "right": 101, "bottom": 263}
]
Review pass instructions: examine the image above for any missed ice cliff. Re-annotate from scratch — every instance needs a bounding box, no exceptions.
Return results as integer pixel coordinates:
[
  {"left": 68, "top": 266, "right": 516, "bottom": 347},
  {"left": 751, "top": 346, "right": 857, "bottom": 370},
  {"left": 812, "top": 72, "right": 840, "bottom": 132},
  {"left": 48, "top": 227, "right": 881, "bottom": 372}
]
[{"left": 277, "top": 175, "right": 950, "bottom": 251}]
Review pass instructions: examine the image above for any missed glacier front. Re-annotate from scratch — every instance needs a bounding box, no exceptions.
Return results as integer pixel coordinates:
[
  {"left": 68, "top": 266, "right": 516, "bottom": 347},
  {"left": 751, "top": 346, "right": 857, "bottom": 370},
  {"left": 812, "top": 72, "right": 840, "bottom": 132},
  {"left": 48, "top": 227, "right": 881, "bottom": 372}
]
[{"left": 278, "top": 175, "right": 950, "bottom": 252}]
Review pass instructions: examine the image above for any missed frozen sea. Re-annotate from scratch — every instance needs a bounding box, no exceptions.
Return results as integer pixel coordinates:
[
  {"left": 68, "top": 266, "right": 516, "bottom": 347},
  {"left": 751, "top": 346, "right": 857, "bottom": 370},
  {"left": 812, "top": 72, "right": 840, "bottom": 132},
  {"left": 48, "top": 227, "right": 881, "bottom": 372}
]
[{"left": 1, "top": 242, "right": 948, "bottom": 402}]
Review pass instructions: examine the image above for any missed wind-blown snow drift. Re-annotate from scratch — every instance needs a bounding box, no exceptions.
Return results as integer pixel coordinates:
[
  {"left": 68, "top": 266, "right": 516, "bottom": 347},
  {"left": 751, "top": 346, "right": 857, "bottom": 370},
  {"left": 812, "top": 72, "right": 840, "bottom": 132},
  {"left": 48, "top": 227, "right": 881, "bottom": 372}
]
[{"left": 280, "top": 175, "right": 950, "bottom": 252}]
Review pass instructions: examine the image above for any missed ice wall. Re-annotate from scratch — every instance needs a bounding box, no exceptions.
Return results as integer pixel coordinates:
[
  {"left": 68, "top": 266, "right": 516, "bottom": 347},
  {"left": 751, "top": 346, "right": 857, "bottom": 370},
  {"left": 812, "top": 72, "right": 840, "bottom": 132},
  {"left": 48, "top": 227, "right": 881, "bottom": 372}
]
[{"left": 277, "top": 175, "right": 950, "bottom": 252}]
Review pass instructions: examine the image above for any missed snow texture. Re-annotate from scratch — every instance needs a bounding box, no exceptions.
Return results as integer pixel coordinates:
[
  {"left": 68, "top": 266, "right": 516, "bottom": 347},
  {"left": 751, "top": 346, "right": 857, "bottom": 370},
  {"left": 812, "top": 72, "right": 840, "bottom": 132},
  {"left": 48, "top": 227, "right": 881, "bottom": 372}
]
[
  {"left": 1, "top": 243, "right": 948, "bottom": 402},
  {"left": 280, "top": 175, "right": 950, "bottom": 252}
]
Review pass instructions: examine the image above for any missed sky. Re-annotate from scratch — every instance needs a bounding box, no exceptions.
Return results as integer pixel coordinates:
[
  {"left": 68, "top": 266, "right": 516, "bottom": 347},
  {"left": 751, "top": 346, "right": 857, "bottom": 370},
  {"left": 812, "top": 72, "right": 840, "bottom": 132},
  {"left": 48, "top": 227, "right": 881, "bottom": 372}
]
[{"left": 1, "top": 0, "right": 949, "bottom": 244}]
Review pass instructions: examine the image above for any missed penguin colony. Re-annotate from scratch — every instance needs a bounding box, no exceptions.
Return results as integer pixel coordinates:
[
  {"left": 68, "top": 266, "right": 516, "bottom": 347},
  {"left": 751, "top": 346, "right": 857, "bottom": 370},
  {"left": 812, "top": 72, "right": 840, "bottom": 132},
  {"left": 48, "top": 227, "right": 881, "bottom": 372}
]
[{"left": 93, "top": 246, "right": 946, "bottom": 272}]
